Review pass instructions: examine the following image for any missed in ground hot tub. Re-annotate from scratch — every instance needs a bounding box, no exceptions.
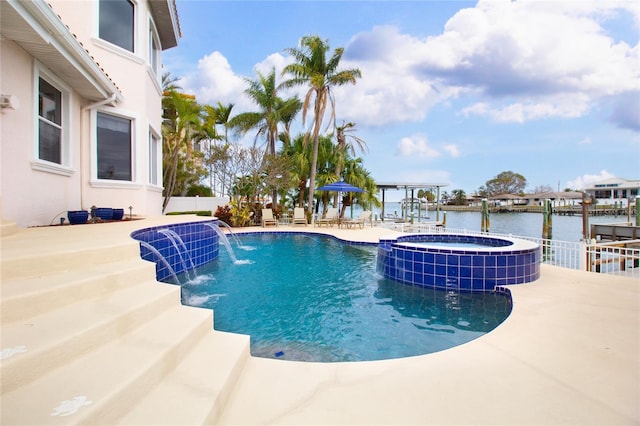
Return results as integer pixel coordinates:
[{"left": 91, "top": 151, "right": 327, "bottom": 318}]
[{"left": 377, "top": 233, "right": 540, "bottom": 292}]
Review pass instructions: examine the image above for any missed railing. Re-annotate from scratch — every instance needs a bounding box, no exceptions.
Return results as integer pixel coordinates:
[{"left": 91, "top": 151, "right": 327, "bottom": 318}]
[{"left": 374, "top": 222, "right": 640, "bottom": 277}]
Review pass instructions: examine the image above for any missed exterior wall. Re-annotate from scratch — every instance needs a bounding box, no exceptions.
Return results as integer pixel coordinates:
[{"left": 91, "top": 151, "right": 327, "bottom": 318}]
[
  {"left": 0, "top": 39, "right": 85, "bottom": 225},
  {"left": 0, "top": 0, "right": 174, "bottom": 227}
]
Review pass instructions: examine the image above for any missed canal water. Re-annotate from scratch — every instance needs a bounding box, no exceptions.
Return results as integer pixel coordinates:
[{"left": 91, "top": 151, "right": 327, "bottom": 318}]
[{"left": 359, "top": 203, "right": 634, "bottom": 242}]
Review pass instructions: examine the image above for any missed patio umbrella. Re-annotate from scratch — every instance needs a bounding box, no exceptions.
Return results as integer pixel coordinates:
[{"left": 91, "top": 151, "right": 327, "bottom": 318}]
[{"left": 317, "top": 181, "right": 364, "bottom": 218}]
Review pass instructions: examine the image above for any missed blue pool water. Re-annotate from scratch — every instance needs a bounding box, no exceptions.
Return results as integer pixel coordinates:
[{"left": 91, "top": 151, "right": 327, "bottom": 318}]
[{"left": 181, "top": 233, "right": 512, "bottom": 362}]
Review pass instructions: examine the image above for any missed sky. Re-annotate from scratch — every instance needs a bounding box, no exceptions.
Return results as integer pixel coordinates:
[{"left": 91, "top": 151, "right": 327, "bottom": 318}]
[{"left": 164, "top": 0, "right": 640, "bottom": 198}]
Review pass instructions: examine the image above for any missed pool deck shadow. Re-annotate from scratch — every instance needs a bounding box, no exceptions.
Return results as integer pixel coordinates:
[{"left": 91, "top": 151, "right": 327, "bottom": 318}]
[{"left": 1, "top": 216, "right": 638, "bottom": 425}]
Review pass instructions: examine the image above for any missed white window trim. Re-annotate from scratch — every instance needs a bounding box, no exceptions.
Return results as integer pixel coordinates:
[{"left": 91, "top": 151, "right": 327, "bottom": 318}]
[
  {"left": 148, "top": 17, "right": 162, "bottom": 79},
  {"left": 90, "top": 106, "right": 141, "bottom": 188},
  {"left": 31, "top": 62, "right": 75, "bottom": 176},
  {"left": 93, "top": 0, "right": 144, "bottom": 63},
  {"left": 148, "top": 126, "right": 163, "bottom": 189}
]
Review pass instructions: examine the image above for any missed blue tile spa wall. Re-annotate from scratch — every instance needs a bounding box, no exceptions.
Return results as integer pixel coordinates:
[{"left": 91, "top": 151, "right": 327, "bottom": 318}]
[
  {"left": 131, "top": 220, "right": 220, "bottom": 283},
  {"left": 377, "top": 233, "right": 540, "bottom": 292}
]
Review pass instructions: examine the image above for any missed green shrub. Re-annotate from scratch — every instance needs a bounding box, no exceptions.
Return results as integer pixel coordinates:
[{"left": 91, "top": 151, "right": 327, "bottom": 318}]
[{"left": 166, "top": 210, "right": 212, "bottom": 217}]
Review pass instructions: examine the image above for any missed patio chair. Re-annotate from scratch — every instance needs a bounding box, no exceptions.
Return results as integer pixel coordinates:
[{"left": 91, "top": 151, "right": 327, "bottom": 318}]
[
  {"left": 316, "top": 207, "right": 339, "bottom": 227},
  {"left": 261, "top": 208, "right": 278, "bottom": 227},
  {"left": 292, "top": 207, "right": 308, "bottom": 226},
  {"left": 343, "top": 211, "right": 372, "bottom": 229}
]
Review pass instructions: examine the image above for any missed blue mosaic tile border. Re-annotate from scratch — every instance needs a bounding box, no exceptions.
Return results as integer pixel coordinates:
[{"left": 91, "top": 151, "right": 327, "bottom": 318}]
[
  {"left": 131, "top": 220, "right": 219, "bottom": 283},
  {"left": 377, "top": 234, "right": 540, "bottom": 292}
]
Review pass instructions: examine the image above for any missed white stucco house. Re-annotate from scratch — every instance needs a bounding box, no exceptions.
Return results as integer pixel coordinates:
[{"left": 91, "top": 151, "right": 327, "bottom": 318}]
[
  {"left": 584, "top": 178, "right": 640, "bottom": 207},
  {"left": 0, "top": 0, "right": 180, "bottom": 227}
]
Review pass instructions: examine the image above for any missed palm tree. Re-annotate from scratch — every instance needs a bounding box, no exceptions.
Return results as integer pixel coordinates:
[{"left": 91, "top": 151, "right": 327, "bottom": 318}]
[
  {"left": 162, "top": 90, "right": 204, "bottom": 212},
  {"left": 332, "top": 120, "right": 367, "bottom": 205},
  {"left": 230, "top": 68, "right": 301, "bottom": 205},
  {"left": 281, "top": 35, "right": 361, "bottom": 215}
]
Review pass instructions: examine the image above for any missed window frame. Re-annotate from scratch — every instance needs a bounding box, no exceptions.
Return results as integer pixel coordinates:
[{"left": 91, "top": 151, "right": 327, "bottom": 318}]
[
  {"left": 31, "top": 64, "right": 74, "bottom": 176},
  {"left": 98, "top": 0, "right": 136, "bottom": 54},
  {"left": 94, "top": 109, "right": 135, "bottom": 184},
  {"left": 148, "top": 127, "right": 162, "bottom": 187},
  {"left": 148, "top": 17, "right": 162, "bottom": 79}
]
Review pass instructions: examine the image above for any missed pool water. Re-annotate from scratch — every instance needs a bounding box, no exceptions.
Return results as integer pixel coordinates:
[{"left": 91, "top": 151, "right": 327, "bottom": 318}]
[{"left": 181, "top": 233, "right": 512, "bottom": 362}]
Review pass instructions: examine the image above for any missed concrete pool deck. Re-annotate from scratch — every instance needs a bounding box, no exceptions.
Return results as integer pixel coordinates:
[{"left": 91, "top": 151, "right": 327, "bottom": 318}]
[{"left": 1, "top": 215, "right": 638, "bottom": 425}]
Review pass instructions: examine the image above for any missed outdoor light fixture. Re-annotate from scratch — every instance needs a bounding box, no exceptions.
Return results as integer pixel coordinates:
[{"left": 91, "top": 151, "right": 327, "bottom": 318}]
[{"left": 0, "top": 95, "right": 19, "bottom": 110}]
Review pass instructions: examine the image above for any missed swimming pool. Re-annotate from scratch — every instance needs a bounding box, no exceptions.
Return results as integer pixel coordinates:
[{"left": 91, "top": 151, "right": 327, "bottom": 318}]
[{"left": 180, "top": 233, "right": 512, "bottom": 362}]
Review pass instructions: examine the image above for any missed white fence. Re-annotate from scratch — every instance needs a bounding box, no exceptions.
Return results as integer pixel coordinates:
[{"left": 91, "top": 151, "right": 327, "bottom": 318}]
[
  {"left": 375, "top": 222, "right": 640, "bottom": 277},
  {"left": 164, "top": 196, "right": 229, "bottom": 214}
]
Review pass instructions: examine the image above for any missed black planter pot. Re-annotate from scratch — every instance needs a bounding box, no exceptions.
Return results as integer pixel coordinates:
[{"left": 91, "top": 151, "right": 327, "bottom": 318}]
[{"left": 67, "top": 210, "right": 89, "bottom": 225}]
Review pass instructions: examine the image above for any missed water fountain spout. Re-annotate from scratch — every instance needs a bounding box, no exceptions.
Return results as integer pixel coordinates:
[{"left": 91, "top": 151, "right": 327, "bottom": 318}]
[
  {"left": 139, "top": 241, "right": 181, "bottom": 284},
  {"left": 158, "top": 229, "right": 197, "bottom": 281},
  {"left": 204, "top": 222, "right": 240, "bottom": 263},
  {"left": 216, "top": 220, "right": 243, "bottom": 248}
]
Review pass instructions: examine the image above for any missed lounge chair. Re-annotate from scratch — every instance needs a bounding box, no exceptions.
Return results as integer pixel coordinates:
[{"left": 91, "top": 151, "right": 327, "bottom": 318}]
[
  {"left": 343, "top": 211, "right": 372, "bottom": 229},
  {"left": 316, "top": 207, "right": 339, "bottom": 227},
  {"left": 261, "top": 209, "right": 278, "bottom": 227},
  {"left": 292, "top": 207, "right": 308, "bottom": 226}
]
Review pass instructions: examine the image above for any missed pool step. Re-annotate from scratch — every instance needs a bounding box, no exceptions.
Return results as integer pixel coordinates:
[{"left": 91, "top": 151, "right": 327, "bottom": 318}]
[
  {"left": 0, "top": 279, "right": 178, "bottom": 393},
  {"left": 116, "top": 330, "right": 250, "bottom": 425},
  {"left": 1, "top": 257, "right": 158, "bottom": 323},
  {"left": 0, "top": 303, "right": 215, "bottom": 425}
]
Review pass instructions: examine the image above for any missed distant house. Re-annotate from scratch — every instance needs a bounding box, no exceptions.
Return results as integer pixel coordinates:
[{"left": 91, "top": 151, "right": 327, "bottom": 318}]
[
  {"left": 488, "top": 193, "right": 526, "bottom": 207},
  {"left": 1, "top": 0, "right": 180, "bottom": 227},
  {"left": 522, "top": 191, "right": 583, "bottom": 208},
  {"left": 583, "top": 178, "right": 640, "bottom": 207}
]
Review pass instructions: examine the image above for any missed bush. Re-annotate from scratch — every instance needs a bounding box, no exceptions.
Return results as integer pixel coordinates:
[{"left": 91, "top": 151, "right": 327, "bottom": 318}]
[
  {"left": 186, "top": 185, "right": 212, "bottom": 197},
  {"left": 213, "top": 205, "right": 233, "bottom": 224},
  {"left": 166, "top": 210, "right": 212, "bottom": 217}
]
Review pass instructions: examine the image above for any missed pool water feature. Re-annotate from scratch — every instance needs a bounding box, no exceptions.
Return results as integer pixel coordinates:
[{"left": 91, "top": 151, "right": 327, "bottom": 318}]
[
  {"left": 378, "top": 233, "right": 540, "bottom": 292},
  {"left": 181, "top": 233, "right": 512, "bottom": 362}
]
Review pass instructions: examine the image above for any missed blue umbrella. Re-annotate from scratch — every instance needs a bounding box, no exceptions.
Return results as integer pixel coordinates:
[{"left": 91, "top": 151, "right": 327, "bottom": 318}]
[
  {"left": 317, "top": 181, "right": 364, "bottom": 218},
  {"left": 317, "top": 181, "right": 364, "bottom": 193}
]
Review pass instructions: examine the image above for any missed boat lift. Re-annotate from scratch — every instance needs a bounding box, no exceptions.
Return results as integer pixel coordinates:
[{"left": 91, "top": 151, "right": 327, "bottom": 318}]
[{"left": 376, "top": 182, "right": 448, "bottom": 223}]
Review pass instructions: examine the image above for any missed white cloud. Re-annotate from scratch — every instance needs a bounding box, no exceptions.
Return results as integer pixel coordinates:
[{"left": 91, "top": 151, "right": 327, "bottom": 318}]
[
  {"left": 344, "top": 1, "right": 638, "bottom": 125},
  {"left": 578, "top": 137, "right": 593, "bottom": 145},
  {"left": 179, "top": 51, "right": 250, "bottom": 109},
  {"left": 442, "top": 144, "right": 461, "bottom": 158},
  {"left": 396, "top": 135, "right": 440, "bottom": 159},
  {"left": 566, "top": 170, "right": 615, "bottom": 190}
]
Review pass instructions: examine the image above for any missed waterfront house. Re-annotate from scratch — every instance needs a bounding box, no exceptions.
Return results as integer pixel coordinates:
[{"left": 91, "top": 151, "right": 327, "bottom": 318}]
[
  {"left": 583, "top": 178, "right": 640, "bottom": 208},
  {"left": 522, "top": 191, "right": 583, "bottom": 208},
  {"left": 0, "top": 0, "right": 180, "bottom": 227}
]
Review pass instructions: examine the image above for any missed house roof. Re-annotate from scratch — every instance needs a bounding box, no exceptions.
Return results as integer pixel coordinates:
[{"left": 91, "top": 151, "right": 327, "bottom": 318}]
[
  {"left": 584, "top": 178, "right": 640, "bottom": 190},
  {"left": 1, "top": 0, "right": 123, "bottom": 103}
]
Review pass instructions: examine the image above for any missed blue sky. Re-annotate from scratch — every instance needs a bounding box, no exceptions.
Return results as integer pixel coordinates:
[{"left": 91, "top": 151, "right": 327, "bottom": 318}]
[{"left": 164, "top": 0, "right": 639, "bottom": 198}]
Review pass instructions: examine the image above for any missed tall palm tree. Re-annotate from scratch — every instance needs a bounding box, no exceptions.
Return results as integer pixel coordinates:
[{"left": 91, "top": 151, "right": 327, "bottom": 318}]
[
  {"left": 281, "top": 35, "right": 361, "bottom": 215},
  {"left": 230, "top": 68, "right": 300, "bottom": 158},
  {"left": 230, "top": 68, "right": 301, "bottom": 205},
  {"left": 332, "top": 120, "right": 367, "bottom": 205}
]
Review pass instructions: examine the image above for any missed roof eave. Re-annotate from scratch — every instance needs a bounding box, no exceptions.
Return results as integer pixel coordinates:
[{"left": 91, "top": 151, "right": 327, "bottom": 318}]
[
  {"left": 148, "top": 0, "right": 181, "bottom": 50},
  {"left": 1, "top": 0, "right": 123, "bottom": 104}
]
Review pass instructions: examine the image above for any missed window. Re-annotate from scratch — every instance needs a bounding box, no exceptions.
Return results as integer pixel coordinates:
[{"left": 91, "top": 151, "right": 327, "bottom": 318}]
[
  {"left": 97, "top": 112, "right": 132, "bottom": 181},
  {"left": 149, "top": 21, "right": 161, "bottom": 76},
  {"left": 38, "top": 78, "right": 62, "bottom": 164},
  {"left": 99, "top": 0, "right": 134, "bottom": 52},
  {"left": 149, "top": 130, "right": 160, "bottom": 185}
]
